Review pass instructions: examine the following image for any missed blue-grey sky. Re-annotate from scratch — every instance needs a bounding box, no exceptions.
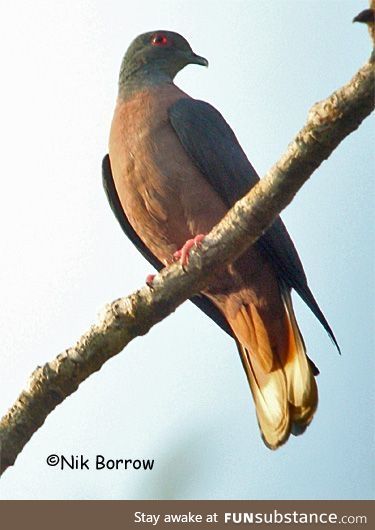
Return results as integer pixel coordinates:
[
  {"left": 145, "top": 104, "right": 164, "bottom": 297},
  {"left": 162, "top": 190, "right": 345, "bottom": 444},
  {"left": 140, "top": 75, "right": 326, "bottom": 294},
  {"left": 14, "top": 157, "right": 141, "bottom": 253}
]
[{"left": 0, "top": 0, "right": 373, "bottom": 500}]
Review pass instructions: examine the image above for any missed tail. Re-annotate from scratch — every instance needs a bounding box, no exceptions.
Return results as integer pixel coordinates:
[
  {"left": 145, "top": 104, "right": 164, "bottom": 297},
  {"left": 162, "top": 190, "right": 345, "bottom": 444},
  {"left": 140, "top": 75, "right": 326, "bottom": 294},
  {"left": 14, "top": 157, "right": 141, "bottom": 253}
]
[{"left": 229, "top": 287, "right": 318, "bottom": 449}]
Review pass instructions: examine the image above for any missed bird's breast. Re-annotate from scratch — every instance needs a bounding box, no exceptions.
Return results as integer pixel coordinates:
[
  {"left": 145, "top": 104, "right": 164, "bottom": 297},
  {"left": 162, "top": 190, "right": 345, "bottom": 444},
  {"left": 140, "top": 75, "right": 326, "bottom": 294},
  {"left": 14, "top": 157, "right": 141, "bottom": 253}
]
[{"left": 109, "top": 86, "right": 228, "bottom": 264}]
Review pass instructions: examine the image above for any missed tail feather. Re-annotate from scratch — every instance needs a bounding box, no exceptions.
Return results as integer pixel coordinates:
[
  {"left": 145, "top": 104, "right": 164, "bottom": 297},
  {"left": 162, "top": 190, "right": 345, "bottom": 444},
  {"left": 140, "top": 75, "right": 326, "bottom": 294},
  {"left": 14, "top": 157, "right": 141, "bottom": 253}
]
[
  {"left": 238, "top": 341, "right": 291, "bottom": 449},
  {"left": 282, "top": 289, "right": 318, "bottom": 433},
  {"left": 230, "top": 289, "right": 318, "bottom": 449}
]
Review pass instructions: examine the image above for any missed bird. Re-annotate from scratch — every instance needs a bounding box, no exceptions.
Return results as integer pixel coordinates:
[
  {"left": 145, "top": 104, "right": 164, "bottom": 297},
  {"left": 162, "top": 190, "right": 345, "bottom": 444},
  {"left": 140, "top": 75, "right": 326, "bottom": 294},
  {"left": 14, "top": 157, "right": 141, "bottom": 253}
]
[
  {"left": 353, "top": 7, "right": 375, "bottom": 47},
  {"left": 103, "top": 30, "right": 339, "bottom": 449}
]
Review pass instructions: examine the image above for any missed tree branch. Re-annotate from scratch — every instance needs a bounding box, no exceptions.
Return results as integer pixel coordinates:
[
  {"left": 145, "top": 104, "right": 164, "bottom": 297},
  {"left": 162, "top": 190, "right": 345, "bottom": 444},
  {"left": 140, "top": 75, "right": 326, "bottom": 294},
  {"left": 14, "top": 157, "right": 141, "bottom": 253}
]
[{"left": 0, "top": 56, "right": 373, "bottom": 476}]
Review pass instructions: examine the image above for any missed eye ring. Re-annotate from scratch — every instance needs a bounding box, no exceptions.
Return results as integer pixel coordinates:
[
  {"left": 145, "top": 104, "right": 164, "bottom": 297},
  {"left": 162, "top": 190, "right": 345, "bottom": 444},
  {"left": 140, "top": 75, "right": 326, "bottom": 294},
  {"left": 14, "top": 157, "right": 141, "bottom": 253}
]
[{"left": 151, "top": 33, "right": 169, "bottom": 47}]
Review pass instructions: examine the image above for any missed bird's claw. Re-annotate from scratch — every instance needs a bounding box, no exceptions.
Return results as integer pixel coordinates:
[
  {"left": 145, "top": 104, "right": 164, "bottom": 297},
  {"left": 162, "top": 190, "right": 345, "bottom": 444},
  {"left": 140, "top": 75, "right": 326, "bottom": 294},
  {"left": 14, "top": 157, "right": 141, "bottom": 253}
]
[
  {"left": 146, "top": 274, "right": 156, "bottom": 287},
  {"left": 173, "top": 234, "right": 205, "bottom": 267}
]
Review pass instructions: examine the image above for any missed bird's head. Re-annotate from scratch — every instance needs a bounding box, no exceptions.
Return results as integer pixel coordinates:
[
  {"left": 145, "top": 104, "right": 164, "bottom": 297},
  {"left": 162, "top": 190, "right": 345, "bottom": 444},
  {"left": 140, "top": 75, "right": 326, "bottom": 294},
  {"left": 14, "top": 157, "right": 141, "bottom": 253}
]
[{"left": 119, "top": 30, "right": 208, "bottom": 93}]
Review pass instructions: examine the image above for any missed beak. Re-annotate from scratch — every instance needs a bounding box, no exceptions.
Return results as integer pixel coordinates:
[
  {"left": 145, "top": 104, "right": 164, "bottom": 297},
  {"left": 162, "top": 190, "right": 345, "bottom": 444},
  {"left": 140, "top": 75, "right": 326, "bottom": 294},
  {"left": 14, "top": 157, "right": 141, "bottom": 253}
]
[
  {"left": 189, "top": 52, "right": 209, "bottom": 67},
  {"left": 353, "top": 9, "right": 374, "bottom": 24}
]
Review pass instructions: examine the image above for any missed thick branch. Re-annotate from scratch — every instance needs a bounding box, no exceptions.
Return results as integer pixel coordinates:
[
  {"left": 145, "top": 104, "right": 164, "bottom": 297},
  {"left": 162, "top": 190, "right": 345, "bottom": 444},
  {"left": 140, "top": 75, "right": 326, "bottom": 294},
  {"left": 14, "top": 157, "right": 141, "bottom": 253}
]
[{"left": 0, "top": 59, "right": 373, "bottom": 476}]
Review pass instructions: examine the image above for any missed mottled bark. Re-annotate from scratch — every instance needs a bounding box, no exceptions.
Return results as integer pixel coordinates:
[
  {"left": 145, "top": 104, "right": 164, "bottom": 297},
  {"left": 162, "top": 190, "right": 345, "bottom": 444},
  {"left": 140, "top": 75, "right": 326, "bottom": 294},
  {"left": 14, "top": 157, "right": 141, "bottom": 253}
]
[{"left": 0, "top": 55, "right": 373, "bottom": 476}]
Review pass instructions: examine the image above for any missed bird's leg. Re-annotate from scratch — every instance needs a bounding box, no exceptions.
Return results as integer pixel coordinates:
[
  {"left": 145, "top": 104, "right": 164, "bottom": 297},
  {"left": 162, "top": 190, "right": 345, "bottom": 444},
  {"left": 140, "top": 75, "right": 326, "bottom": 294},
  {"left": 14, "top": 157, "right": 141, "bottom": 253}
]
[
  {"left": 147, "top": 234, "right": 205, "bottom": 284},
  {"left": 173, "top": 234, "right": 205, "bottom": 267}
]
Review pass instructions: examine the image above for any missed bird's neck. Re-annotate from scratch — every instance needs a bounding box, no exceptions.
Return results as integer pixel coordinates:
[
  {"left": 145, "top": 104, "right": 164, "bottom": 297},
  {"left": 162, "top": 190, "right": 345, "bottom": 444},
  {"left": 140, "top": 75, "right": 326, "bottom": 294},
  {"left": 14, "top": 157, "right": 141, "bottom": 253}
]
[{"left": 118, "top": 63, "right": 174, "bottom": 99}]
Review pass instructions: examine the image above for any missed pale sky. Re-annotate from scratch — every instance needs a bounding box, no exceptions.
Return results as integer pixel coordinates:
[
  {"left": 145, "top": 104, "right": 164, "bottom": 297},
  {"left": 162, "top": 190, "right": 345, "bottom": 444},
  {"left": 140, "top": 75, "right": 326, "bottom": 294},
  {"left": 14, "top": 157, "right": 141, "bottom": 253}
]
[{"left": 0, "top": 0, "right": 373, "bottom": 499}]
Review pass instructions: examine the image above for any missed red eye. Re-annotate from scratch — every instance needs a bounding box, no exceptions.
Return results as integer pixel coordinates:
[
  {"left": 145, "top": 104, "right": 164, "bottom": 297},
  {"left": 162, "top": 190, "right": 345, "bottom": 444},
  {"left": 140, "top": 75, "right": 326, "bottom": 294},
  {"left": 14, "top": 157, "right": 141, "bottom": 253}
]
[{"left": 151, "top": 34, "right": 169, "bottom": 47}]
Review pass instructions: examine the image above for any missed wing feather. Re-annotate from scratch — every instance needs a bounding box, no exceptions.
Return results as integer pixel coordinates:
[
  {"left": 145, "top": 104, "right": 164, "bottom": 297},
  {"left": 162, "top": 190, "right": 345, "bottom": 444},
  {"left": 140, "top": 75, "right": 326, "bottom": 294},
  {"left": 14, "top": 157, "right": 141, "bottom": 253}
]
[{"left": 169, "top": 98, "right": 339, "bottom": 351}]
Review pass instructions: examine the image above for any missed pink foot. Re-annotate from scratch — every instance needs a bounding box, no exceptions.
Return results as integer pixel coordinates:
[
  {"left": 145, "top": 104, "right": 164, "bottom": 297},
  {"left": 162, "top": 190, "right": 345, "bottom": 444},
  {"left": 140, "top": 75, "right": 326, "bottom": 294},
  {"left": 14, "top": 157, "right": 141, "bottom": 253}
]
[
  {"left": 173, "top": 234, "right": 205, "bottom": 267},
  {"left": 146, "top": 274, "right": 155, "bottom": 286}
]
